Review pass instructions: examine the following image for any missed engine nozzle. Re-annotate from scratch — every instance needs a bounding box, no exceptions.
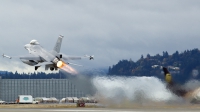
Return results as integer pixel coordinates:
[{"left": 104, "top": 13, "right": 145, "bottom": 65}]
[
  {"left": 57, "top": 61, "right": 64, "bottom": 68},
  {"left": 53, "top": 58, "right": 65, "bottom": 68}
]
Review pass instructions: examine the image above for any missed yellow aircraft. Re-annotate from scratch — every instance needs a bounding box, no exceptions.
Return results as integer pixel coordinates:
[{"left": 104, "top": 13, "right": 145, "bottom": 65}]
[{"left": 163, "top": 67, "right": 200, "bottom": 103}]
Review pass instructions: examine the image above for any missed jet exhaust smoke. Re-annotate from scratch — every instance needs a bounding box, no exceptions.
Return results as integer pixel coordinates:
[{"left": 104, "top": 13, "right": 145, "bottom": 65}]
[
  {"left": 90, "top": 76, "right": 188, "bottom": 107},
  {"left": 63, "top": 73, "right": 186, "bottom": 107},
  {"left": 61, "top": 67, "right": 200, "bottom": 108}
]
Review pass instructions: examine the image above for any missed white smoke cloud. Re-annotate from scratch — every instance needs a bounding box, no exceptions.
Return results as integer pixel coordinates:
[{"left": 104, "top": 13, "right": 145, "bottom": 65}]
[{"left": 92, "top": 76, "right": 181, "bottom": 106}]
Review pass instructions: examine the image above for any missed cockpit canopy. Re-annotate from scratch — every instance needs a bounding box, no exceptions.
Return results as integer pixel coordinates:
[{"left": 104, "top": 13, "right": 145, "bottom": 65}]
[{"left": 30, "top": 40, "right": 40, "bottom": 45}]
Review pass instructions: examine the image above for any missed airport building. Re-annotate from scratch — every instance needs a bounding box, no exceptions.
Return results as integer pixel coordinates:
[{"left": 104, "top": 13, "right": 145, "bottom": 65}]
[{"left": 0, "top": 78, "right": 85, "bottom": 102}]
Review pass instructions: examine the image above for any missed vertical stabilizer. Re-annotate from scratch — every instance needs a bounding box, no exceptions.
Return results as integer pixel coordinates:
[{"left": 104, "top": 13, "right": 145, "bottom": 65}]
[{"left": 53, "top": 35, "right": 63, "bottom": 53}]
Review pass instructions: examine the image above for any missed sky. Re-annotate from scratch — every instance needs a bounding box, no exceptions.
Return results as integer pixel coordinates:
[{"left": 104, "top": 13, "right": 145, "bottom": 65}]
[{"left": 0, "top": 0, "right": 200, "bottom": 73}]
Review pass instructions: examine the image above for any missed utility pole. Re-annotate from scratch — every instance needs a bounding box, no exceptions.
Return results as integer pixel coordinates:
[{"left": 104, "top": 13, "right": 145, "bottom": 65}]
[{"left": 59, "top": 70, "right": 61, "bottom": 79}]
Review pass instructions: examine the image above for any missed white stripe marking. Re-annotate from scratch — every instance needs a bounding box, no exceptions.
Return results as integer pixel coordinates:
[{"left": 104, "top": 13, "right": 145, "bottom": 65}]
[{"left": 42, "top": 109, "right": 141, "bottom": 112}]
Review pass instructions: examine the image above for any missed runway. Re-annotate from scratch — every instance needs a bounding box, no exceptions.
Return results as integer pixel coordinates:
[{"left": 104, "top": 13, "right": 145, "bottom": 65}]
[
  {"left": 0, "top": 108, "right": 200, "bottom": 112},
  {"left": 1, "top": 103, "right": 200, "bottom": 112}
]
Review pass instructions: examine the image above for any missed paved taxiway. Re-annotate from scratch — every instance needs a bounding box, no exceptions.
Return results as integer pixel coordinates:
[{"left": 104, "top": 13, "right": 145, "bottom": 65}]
[{"left": 1, "top": 108, "right": 200, "bottom": 112}]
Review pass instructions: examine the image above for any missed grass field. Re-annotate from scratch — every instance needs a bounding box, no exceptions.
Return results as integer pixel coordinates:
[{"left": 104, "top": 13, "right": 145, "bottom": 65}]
[
  {"left": 0, "top": 103, "right": 99, "bottom": 108},
  {"left": 0, "top": 103, "right": 200, "bottom": 109}
]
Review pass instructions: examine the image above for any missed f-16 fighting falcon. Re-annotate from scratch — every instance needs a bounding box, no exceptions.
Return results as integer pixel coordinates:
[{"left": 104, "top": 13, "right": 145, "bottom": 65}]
[{"left": 3, "top": 35, "right": 94, "bottom": 74}]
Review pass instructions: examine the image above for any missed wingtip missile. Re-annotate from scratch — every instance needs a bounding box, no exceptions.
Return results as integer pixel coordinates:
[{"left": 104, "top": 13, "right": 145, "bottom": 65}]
[
  {"left": 89, "top": 55, "right": 94, "bottom": 60},
  {"left": 2, "top": 54, "right": 12, "bottom": 59},
  {"left": 84, "top": 55, "right": 94, "bottom": 60}
]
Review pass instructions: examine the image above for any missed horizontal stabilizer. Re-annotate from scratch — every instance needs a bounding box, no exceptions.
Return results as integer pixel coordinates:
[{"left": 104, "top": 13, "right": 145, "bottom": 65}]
[
  {"left": 60, "top": 59, "right": 82, "bottom": 66},
  {"left": 163, "top": 67, "right": 170, "bottom": 76}
]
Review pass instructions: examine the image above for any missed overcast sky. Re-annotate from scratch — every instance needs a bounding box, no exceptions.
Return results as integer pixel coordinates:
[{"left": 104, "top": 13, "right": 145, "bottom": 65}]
[{"left": 0, "top": 0, "right": 200, "bottom": 73}]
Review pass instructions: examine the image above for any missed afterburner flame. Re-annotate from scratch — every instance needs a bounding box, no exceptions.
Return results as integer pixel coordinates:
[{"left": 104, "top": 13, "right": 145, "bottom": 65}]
[
  {"left": 57, "top": 61, "right": 64, "bottom": 68},
  {"left": 58, "top": 61, "right": 77, "bottom": 74}
]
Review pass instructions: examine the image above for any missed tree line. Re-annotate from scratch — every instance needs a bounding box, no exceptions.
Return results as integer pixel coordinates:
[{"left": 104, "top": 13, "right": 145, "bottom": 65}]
[
  {"left": 0, "top": 71, "right": 67, "bottom": 79},
  {"left": 108, "top": 48, "right": 200, "bottom": 83}
]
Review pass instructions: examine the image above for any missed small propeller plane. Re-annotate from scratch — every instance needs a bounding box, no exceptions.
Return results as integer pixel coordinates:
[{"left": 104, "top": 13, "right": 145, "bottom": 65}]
[{"left": 3, "top": 35, "right": 94, "bottom": 72}]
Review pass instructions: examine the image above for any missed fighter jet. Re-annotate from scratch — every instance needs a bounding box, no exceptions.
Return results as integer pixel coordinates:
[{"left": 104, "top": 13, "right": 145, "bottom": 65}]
[
  {"left": 3, "top": 35, "right": 94, "bottom": 72},
  {"left": 163, "top": 67, "right": 200, "bottom": 103}
]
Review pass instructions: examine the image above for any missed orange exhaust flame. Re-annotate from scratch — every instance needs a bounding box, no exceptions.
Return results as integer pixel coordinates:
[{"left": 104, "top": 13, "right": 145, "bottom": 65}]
[{"left": 58, "top": 61, "right": 78, "bottom": 74}]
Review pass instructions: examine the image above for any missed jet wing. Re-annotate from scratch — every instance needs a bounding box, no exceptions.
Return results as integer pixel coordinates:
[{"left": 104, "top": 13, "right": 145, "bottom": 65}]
[
  {"left": 61, "top": 54, "right": 82, "bottom": 60},
  {"left": 61, "top": 54, "right": 94, "bottom": 60},
  {"left": 62, "top": 56, "right": 82, "bottom": 60},
  {"left": 20, "top": 55, "right": 43, "bottom": 61},
  {"left": 2, "top": 54, "right": 42, "bottom": 61}
]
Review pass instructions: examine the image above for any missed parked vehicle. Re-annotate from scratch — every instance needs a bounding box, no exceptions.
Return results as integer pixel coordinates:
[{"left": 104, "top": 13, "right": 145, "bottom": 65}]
[
  {"left": 0, "top": 99, "right": 5, "bottom": 104},
  {"left": 17, "top": 95, "right": 37, "bottom": 104}
]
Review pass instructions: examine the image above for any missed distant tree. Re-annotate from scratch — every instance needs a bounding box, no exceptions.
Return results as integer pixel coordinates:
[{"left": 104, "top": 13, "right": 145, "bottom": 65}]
[
  {"left": 14, "top": 71, "right": 18, "bottom": 75},
  {"left": 140, "top": 55, "right": 144, "bottom": 59},
  {"left": 162, "top": 51, "right": 169, "bottom": 58},
  {"left": 146, "top": 54, "right": 150, "bottom": 58},
  {"left": 108, "top": 66, "right": 112, "bottom": 74}
]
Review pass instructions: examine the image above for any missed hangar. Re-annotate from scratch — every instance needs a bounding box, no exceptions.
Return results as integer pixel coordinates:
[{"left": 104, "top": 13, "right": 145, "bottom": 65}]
[{"left": 0, "top": 78, "right": 85, "bottom": 102}]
